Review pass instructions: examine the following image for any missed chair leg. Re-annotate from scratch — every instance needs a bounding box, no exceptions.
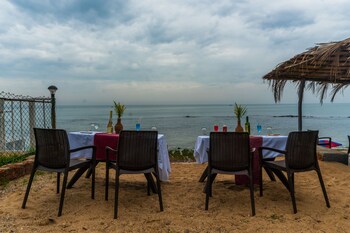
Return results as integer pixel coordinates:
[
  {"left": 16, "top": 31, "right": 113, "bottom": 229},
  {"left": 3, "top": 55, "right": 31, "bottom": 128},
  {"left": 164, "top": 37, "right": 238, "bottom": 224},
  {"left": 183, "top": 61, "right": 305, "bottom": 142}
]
[
  {"left": 58, "top": 171, "right": 68, "bottom": 217},
  {"left": 57, "top": 172, "right": 60, "bottom": 194},
  {"left": 105, "top": 161, "right": 109, "bottom": 201},
  {"left": 155, "top": 172, "right": 164, "bottom": 212},
  {"left": 287, "top": 171, "right": 297, "bottom": 214},
  {"left": 22, "top": 167, "right": 37, "bottom": 209},
  {"left": 209, "top": 174, "right": 217, "bottom": 197},
  {"left": 249, "top": 171, "right": 256, "bottom": 216},
  {"left": 205, "top": 171, "right": 211, "bottom": 210},
  {"left": 316, "top": 169, "right": 330, "bottom": 208},
  {"left": 114, "top": 169, "right": 120, "bottom": 219}
]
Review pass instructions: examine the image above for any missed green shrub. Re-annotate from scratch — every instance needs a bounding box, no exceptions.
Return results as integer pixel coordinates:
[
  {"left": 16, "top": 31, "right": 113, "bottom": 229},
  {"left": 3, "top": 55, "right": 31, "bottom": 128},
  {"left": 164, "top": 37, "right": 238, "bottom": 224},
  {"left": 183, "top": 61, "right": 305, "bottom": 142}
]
[
  {"left": 169, "top": 148, "right": 195, "bottom": 162},
  {"left": 0, "top": 151, "right": 34, "bottom": 167}
]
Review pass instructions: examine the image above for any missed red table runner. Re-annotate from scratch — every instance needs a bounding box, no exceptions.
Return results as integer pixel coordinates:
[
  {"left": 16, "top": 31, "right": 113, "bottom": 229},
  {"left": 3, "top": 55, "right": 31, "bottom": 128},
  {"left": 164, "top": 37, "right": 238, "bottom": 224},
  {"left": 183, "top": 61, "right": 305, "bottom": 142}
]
[
  {"left": 94, "top": 133, "right": 119, "bottom": 161},
  {"left": 235, "top": 136, "right": 263, "bottom": 185}
]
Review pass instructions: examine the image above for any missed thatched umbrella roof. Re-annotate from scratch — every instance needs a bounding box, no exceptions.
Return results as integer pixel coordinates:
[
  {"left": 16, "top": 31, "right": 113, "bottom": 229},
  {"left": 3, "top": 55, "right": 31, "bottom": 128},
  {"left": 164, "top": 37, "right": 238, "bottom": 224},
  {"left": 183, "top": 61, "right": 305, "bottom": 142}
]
[{"left": 262, "top": 37, "right": 350, "bottom": 130}]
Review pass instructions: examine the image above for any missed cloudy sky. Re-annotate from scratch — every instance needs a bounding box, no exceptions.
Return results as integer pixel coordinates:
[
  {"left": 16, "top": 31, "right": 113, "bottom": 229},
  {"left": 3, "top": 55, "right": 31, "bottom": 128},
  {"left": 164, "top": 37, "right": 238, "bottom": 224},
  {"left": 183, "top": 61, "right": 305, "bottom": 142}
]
[{"left": 1, "top": 0, "right": 350, "bottom": 105}]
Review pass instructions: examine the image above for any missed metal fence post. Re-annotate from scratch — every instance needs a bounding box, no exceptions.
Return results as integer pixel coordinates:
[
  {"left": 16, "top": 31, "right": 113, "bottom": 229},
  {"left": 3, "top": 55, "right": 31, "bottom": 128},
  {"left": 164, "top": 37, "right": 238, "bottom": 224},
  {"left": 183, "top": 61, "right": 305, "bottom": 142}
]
[
  {"left": 29, "top": 101, "right": 35, "bottom": 149},
  {"left": 0, "top": 99, "right": 5, "bottom": 150}
]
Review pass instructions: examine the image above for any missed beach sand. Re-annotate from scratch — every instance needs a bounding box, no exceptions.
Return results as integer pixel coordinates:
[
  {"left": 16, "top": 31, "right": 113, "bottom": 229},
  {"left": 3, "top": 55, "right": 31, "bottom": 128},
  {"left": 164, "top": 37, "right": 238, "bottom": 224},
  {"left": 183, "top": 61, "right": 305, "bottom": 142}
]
[{"left": 0, "top": 161, "right": 350, "bottom": 232}]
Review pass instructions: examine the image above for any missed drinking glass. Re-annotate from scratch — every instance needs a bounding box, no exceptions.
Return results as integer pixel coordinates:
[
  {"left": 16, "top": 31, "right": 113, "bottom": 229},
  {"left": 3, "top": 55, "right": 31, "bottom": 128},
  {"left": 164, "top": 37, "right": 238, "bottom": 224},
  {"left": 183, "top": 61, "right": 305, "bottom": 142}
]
[
  {"left": 136, "top": 123, "right": 141, "bottom": 131},
  {"left": 257, "top": 124, "right": 262, "bottom": 135},
  {"left": 90, "top": 123, "right": 99, "bottom": 131},
  {"left": 214, "top": 125, "right": 219, "bottom": 132},
  {"left": 267, "top": 126, "right": 272, "bottom": 135},
  {"left": 136, "top": 118, "right": 141, "bottom": 131},
  {"left": 201, "top": 127, "right": 207, "bottom": 135},
  {"left": 222, "top": 125, "right": 227, "bottom": 132}
]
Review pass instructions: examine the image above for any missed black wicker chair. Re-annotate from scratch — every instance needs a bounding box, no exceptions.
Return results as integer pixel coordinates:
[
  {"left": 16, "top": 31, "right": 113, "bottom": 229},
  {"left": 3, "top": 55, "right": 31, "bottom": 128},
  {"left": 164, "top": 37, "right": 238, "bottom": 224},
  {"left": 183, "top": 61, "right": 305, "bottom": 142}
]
[
  {"left": 22, "top": 128, "right": 96, "bottom": 217},
  {"left": 205, "top": 132, "right": 255, "bottom": 216},
  {"left": 259, "top": 131, "right": 330, "bottom": 213},
  {"left": 105, "top": 130, "right": 163, "bottom": 219}
]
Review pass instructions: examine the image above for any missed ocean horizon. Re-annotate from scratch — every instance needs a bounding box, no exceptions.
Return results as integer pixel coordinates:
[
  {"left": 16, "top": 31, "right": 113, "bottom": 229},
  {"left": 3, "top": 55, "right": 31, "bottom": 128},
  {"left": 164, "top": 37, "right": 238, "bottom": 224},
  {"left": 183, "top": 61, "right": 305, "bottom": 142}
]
[{"left": 56, "top": 103, "right": 350, "bottom": 149}]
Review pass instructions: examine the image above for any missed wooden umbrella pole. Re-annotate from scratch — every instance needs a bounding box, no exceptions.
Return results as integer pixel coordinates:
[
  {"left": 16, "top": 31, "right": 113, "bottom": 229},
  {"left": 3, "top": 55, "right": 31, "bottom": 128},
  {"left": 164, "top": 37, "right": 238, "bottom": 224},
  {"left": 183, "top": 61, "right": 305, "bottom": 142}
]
[{"left": 298, "top": 79, "right": 306, "bottom": 131}]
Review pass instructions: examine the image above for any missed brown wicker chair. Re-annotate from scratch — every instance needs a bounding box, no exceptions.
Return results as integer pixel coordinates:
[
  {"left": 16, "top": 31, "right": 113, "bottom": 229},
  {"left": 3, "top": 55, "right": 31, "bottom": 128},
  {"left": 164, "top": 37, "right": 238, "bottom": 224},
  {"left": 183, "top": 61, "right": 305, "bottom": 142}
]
[
  {"left": 22, "top": 128, "right": 96, "bottom": 217},
  {"left": 259, "top": 131, "right": 330, "bottom": 213},
  {"left": 105, "top": 130, "right": 163, "bottom": 219},
  {"left": 205, "top": 132, "right": 255, "bottom": 216}
]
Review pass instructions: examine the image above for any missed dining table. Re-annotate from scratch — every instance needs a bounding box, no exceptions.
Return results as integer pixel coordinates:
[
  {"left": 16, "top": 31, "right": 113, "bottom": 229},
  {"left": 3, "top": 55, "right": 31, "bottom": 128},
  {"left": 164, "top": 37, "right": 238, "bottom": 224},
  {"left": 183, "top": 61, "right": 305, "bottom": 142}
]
[
  {"left": 194, "top": 134, "right": 288, "bottom": 185},
  {"left": 67, "top": 131, "right": 171, "bottom": 183}
]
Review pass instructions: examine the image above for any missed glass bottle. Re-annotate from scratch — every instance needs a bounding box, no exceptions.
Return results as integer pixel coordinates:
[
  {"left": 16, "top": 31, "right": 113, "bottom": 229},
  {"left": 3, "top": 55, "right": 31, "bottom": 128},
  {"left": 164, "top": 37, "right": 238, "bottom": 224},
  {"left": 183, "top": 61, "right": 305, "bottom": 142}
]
[
  {"left": 245, "top": 116, "right": 250, "bottom": 135},
  {"left": 107, "top": 111, "right": 113, "bottom": 133}
]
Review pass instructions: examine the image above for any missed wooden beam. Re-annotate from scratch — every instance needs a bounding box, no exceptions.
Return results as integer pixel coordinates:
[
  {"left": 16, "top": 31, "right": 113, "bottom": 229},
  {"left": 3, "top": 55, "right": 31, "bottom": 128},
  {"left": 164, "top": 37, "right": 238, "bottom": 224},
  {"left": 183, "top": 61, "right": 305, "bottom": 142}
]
[{"left": 298, "top": 79, "right": 306, "bottom": 131}]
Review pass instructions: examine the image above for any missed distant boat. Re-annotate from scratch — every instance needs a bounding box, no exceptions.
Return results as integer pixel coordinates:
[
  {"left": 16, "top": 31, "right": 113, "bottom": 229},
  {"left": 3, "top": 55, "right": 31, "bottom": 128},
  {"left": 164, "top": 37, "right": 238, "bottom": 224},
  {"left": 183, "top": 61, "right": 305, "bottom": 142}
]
[{"left": 318, "top": 140, "right": 342, "bottom": 148}]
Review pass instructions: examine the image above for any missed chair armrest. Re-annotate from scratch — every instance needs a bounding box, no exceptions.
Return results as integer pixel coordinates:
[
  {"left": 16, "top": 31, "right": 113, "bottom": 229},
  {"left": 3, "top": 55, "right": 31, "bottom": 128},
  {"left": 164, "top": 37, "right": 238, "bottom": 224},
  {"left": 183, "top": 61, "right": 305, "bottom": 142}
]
[
  {"left": 70, "top": 145, "right": 96, "bottom": 153},
  {"left": 259, "top": 146, "right": 286, "bottom": 155},
  {"left": 105, "top": 146, "right": 117, "bottom": 163},
  {"left": 318, "top": 137, "right": 331, "bottom": 140}
]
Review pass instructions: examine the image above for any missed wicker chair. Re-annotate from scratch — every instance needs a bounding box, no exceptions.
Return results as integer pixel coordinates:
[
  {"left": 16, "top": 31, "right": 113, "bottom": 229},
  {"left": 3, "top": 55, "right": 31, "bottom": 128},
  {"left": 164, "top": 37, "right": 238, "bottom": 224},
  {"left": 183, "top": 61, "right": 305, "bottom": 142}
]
[
  {"left": 205, "top": 132, "right": 255, "bottom": 216},
  {"left": 105, "top": 130, "right": 163, "bottom": 219},
  {"left": 22, "top": 128, "right": 96, "bottom": 217},
  {"left": 259, "top": 131, "right": 330, "bottom": 213}
]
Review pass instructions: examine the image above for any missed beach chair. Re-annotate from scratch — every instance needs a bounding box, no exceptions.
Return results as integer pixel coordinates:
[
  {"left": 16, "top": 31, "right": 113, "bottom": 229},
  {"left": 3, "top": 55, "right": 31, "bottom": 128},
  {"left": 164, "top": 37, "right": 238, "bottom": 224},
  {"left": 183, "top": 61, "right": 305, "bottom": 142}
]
[
  {"left": 105, "top": 130, "right": 163, "bottom": 219},
  {"left": 22, "top": 128, "right": 96, "bottom": 217},
  {"left": 259, "top": 131, "right": 330, "bottom": 213},
  {"left": 205, "top": 132, "right": 255, "bottom": 216}
]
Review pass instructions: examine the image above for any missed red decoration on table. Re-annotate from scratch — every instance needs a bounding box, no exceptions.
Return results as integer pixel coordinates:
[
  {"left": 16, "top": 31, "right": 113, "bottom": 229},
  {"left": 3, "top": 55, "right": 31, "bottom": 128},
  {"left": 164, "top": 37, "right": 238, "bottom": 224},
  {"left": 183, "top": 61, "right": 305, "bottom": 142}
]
[
  {"left": 93, "top": 133, "right": 119, "bottom": 161},
  {"left": 235, "top": 136, "right": 263, "bottom": 185}
]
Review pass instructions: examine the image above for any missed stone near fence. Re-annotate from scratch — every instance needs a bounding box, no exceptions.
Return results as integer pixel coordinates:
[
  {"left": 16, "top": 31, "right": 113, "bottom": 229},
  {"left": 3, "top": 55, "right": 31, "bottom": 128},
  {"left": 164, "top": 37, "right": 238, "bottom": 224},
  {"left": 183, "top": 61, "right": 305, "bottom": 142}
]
[{"left": 0, "top": 156, "right": 34, "bottom": 182}]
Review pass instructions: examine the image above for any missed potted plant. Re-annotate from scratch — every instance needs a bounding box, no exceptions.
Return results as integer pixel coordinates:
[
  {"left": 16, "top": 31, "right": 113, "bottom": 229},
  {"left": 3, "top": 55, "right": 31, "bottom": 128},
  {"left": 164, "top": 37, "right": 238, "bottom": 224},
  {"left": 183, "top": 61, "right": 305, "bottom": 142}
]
[
  {"left": 113, "top": 101, "right": 126, "bottom": 134},
  {"left": 233, "top": 103, "right": 247, "bottom": 132}
]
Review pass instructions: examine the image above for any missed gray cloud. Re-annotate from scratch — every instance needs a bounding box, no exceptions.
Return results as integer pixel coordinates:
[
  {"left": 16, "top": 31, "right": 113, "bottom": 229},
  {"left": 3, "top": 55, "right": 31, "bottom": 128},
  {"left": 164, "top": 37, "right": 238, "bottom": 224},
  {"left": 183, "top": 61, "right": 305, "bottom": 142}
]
[{"left": 1, "top": 0, "right": 350, "bottom": 104}]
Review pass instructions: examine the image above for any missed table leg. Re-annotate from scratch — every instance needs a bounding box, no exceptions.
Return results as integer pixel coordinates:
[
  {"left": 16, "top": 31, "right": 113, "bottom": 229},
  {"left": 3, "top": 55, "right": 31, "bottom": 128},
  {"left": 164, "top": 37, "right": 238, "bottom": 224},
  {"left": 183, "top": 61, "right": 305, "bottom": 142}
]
[
  {"left": 85, "top": 161, "right": 100, "bottom": 178},
  {"left": 268, "top": 167, "right": 290, "bottom": 191},
  {"left": 144, "top": 173, "right": 157, "bottom": 194},
  {"left": 199, "top": 166, "right": 208, "bottom": 182},
  {"left": 67, "top": 166, "right": 90, "bottom": 189}
]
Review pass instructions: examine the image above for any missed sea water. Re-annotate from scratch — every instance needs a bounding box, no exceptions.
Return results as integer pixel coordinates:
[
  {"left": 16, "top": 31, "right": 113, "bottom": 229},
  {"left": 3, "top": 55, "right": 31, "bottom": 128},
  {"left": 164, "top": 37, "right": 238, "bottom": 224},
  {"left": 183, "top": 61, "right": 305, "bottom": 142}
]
[{"left": 56, "top": 103, "right": 350, "bottom": 149}]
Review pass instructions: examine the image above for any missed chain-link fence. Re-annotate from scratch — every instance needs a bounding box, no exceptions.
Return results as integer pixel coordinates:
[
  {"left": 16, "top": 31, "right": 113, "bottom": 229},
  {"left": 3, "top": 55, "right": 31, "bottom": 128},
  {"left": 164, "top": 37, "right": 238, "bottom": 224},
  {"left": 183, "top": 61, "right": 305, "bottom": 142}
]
[{"left": 0, "top": 91, "right": 52, "bottom": 158}]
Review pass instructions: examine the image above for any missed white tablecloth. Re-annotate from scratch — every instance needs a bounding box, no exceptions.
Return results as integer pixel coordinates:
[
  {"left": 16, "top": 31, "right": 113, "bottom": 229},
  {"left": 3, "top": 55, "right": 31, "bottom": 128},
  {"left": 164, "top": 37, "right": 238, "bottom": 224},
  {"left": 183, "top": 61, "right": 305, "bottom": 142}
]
[
  {"left": 194, "top": 135, "right": 288, "bottom": 164},
  {"left": 68, "top": 131, "right": 171, "bottom": 181}
]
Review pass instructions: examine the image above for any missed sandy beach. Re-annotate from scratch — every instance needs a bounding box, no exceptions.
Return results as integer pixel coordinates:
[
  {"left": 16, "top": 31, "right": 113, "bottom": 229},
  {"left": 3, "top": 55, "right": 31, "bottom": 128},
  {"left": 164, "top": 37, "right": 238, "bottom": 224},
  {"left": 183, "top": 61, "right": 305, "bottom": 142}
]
[{"left": 0, "top": 161, "right": 349, "bottom": 232}]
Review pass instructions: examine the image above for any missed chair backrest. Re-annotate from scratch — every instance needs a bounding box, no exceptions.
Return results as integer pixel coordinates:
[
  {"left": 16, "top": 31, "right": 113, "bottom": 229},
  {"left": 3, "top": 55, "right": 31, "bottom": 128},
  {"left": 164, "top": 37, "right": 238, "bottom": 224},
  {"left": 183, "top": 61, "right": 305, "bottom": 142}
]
[
  {"left": 285, "top": 131, "right": 318, "bottom": 170},
  {"left": 209, "top": 132, "right": 250, "bottom": 172},
  {"left": 34, "top": 128, "right": 70, "bottom": 169},
  {"left": 117, "top": 130, "right": 158, "bottom": 171},
  {"left": 347, "top": 135, "right": 350, "bottom": 154}
]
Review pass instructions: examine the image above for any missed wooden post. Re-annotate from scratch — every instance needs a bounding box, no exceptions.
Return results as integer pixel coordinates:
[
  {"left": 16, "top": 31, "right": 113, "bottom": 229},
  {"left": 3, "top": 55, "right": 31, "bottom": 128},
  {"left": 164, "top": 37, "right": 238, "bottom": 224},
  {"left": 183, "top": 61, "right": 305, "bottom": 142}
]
[
  {"left": 0, "top": 99, "right": 5, "bottom": 151},
  {"left": 298, "top": 79, "right": 306, "bottom": 131}
]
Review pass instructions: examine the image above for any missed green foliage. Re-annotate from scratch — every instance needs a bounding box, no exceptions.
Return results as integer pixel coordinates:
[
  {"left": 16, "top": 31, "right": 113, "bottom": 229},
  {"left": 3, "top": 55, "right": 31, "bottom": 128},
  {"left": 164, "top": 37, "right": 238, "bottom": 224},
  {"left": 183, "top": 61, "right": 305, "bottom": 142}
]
[
  {"left": 233, "top": 102, "right": 247, "bottom": 121},
  {"left": 113, "top": 101, "right": 126, "bottom": 118},
  {"left": 0, "top": 151, "right": 34, "bottom": 167},
  {"left": 168, "top": 148, "right": 195, "bottom": 162}
]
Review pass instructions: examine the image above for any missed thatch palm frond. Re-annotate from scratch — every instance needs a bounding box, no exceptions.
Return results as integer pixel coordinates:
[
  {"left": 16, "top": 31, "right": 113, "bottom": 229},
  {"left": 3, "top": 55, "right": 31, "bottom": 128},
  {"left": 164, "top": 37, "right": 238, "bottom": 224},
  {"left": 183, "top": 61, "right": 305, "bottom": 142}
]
[{"left": 263, "top": 37, "right": 350, "bottom": 103}]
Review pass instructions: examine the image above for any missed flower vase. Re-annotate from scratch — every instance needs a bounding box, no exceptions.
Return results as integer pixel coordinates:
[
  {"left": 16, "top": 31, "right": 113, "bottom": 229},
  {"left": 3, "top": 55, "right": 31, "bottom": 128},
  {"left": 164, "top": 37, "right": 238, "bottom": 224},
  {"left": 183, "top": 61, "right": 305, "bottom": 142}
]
[
  {"left": 235, "top": 120, "right": 244, "bottom": 132},
  {"left": 114, "top": 118, "right": 123, "bottom": 134}
]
